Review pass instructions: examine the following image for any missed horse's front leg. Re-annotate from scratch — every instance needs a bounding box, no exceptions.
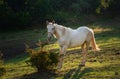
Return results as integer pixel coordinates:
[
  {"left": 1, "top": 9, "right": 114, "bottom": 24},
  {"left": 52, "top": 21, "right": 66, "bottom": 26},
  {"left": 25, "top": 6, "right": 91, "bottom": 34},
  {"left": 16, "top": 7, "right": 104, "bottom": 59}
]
[{"left": 57, "top": 45, "right": 67, "bottom": 69}]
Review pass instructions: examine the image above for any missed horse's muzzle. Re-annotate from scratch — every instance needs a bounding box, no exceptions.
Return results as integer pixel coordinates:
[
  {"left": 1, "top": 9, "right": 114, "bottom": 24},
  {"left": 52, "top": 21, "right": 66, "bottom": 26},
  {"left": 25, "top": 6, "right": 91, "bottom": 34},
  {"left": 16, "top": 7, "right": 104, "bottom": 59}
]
[
  {"left": 47, "top": 32, "right": 53, "bottom": 42},
  {"left": 47, "top": 36, "right": 52, "bottom": 42}
]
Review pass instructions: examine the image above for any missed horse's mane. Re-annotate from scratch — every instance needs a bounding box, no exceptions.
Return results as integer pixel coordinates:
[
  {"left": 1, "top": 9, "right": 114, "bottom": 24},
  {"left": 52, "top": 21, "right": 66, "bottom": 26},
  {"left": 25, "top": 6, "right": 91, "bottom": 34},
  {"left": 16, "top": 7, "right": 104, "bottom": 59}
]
[{"left": 54, "top": 23, "right": 72, "bottom": 31}]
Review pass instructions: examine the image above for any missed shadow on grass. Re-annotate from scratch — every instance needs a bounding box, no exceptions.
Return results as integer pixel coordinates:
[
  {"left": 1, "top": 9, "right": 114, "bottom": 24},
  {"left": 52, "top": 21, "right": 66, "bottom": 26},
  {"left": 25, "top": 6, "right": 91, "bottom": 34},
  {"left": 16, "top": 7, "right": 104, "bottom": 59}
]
[
  {"left": 12, "top": 66, "right": 93, "bottom": 79},
  {"left": 14, "top": 70, "right": 57, "bottom": 79},
  {"left": 5, "top": 53, "right": 29, "bottom": 64},
  {"left": 63, "top": 66, "right": 93, "bottom": 79}
]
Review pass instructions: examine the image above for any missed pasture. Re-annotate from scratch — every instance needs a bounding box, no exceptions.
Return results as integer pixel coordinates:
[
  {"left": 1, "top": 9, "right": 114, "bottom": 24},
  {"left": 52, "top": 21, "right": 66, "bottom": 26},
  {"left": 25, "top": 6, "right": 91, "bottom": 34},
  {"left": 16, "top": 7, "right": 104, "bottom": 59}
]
[{"left": 1, "top": 17, "right": 120, "bottom": 79}]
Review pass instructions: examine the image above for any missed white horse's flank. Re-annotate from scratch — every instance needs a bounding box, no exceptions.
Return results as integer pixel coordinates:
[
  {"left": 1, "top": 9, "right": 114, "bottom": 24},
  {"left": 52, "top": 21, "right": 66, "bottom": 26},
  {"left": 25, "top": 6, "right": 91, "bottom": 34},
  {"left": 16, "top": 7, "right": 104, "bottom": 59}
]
[{"left": 46, "top": 21, "right": 100, "bottom": 69}]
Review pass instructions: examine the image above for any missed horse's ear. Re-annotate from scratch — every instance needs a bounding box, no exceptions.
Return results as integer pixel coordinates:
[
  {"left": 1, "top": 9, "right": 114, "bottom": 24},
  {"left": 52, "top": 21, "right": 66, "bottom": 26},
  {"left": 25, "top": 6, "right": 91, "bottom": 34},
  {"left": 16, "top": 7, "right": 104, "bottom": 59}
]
[
  {"left": 46, "top": 20, "right": 49, "bottom": 25},
  {"left": 52, "top": 20, "right": 55, "bottom": 24}
]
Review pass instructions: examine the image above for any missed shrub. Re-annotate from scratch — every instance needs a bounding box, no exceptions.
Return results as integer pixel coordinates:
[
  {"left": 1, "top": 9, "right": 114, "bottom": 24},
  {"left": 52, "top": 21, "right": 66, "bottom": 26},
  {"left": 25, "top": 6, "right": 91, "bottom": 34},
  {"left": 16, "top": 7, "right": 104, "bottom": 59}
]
[{"left": 26, "top": 41, "right": 59, "bottom": 72}]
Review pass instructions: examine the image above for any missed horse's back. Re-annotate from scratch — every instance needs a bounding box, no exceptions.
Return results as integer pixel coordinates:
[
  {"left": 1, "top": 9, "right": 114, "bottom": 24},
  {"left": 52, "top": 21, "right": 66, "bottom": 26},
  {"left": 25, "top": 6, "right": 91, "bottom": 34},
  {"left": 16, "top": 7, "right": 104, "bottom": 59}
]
[
  {"left": 77, "top": 26, "right": 93, "bottom": 32},
  {"left": 69, "top": 26, "right": 92, "bottom": 39}
]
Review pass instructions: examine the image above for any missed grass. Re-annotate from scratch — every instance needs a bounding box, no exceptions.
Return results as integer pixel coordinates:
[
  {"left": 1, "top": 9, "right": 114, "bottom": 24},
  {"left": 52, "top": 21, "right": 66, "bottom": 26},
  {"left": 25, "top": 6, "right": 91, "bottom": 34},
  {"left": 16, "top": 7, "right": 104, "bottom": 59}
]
[
  {"left": 1, "top": 17, "right": 120, "bottom": 79},
  {"left": 0, "top": 29, "right": 47, "bottom": 59}
]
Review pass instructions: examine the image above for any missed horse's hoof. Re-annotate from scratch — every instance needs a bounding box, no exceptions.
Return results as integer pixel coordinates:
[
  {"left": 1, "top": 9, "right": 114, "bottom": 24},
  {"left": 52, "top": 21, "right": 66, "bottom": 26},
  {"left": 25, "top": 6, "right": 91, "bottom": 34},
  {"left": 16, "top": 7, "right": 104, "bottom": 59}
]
[
  {"left": 57, "top": 66, "right": 62, "bottom": 69},
  {"left": 79, "top": 64, "right": 85, "bottom": 67},
  {"left": 57, "top": 67, "right": 62, "bottom": 70}
]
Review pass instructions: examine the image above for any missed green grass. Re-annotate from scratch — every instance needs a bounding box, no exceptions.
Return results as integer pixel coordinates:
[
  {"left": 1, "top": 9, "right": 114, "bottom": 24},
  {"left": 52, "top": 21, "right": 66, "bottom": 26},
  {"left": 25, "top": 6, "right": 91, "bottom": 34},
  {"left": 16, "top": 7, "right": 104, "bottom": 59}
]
[
  {"left": 0, "top": 29, "right": 47, "bottom": 47},
  {"left": 1, "top": 17, "right": 120, "bottom": 79}
]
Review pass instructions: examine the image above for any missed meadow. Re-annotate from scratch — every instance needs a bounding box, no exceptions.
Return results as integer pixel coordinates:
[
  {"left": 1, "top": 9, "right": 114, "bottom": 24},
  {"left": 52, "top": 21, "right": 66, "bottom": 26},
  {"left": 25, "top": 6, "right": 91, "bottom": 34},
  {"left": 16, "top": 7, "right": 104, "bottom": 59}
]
[{"left": 0, "top": 16, "right": 120, "bottom": 79}]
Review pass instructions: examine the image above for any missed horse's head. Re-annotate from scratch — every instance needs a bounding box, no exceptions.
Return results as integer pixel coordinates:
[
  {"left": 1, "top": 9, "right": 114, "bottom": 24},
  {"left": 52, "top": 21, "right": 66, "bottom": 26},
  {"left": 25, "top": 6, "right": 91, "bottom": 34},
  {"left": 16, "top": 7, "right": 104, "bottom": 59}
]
[{"left": 46, "top": 20, "right": 56, "bottom": 42}]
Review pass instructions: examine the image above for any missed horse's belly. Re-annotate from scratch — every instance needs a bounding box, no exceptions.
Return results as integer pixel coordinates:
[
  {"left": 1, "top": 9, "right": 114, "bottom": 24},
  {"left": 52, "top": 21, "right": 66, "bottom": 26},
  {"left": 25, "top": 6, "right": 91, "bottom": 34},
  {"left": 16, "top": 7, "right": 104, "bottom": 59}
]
[{"left": 69, "top": 43, "right": 83, "bottom": 48}]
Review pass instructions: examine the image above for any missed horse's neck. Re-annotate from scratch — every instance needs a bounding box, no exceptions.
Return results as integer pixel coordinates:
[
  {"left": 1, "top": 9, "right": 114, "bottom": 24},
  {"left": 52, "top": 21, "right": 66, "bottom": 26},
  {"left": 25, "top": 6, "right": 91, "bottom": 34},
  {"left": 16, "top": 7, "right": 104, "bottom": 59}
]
[{"left": 54, "top": 24, "right": 68, "bottom": 39}]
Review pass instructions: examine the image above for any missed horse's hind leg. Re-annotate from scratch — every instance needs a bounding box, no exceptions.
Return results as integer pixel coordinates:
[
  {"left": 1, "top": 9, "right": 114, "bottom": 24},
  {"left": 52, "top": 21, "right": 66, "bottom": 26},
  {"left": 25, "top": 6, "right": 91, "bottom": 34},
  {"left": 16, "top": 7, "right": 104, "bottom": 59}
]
[
  {"left": 86, "top": 41, "right": 90, "bottom": 52},
  {"left": 80, "top": 40, "right": 90, "bottom": 66},
  {"left": 80, "top": 41, "right": 86, "bottom": 66}
]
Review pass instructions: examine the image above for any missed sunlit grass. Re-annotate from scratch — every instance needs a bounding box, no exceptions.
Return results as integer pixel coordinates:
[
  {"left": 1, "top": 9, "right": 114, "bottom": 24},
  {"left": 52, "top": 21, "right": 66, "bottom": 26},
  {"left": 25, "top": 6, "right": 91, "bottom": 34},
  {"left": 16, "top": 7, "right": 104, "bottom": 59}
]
[
  {"left": 88, "top": 24, "right": 113, "bottom": 33},
  {"left": 3, "top": 63, "right": 36, "bottom": 79},
  {"left": 2, "top": 32, "right": 120, "bottom": 79}
]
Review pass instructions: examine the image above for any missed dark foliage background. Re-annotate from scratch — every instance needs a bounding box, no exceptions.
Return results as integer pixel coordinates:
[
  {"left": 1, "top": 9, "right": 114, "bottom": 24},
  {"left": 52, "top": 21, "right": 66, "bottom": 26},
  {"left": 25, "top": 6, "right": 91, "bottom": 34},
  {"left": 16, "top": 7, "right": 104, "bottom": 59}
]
[{"left": 0, "top": 0, "right": 120, "bottom": 31}]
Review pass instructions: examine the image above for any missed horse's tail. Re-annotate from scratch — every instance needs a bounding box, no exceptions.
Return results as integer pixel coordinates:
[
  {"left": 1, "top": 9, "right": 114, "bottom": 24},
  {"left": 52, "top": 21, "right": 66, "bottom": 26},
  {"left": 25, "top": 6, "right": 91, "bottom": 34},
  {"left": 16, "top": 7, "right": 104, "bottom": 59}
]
[{"left": 91, "top": 31, "right": 100, "bottom": 51}]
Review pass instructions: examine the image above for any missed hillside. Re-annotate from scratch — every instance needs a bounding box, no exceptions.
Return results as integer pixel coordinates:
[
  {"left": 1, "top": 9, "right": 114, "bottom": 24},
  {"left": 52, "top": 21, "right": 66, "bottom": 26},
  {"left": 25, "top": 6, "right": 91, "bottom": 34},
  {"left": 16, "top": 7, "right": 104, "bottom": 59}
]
[{"left": 1, "top": 16, "right": 120, "bottom": 79}]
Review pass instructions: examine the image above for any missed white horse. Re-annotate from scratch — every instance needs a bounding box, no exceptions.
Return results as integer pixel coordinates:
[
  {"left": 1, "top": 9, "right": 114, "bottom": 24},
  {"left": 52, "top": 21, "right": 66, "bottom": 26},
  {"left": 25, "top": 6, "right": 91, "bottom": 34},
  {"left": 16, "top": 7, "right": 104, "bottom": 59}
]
[{"left": 46, "top": 21, "right": 100, "bottom": 69}]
